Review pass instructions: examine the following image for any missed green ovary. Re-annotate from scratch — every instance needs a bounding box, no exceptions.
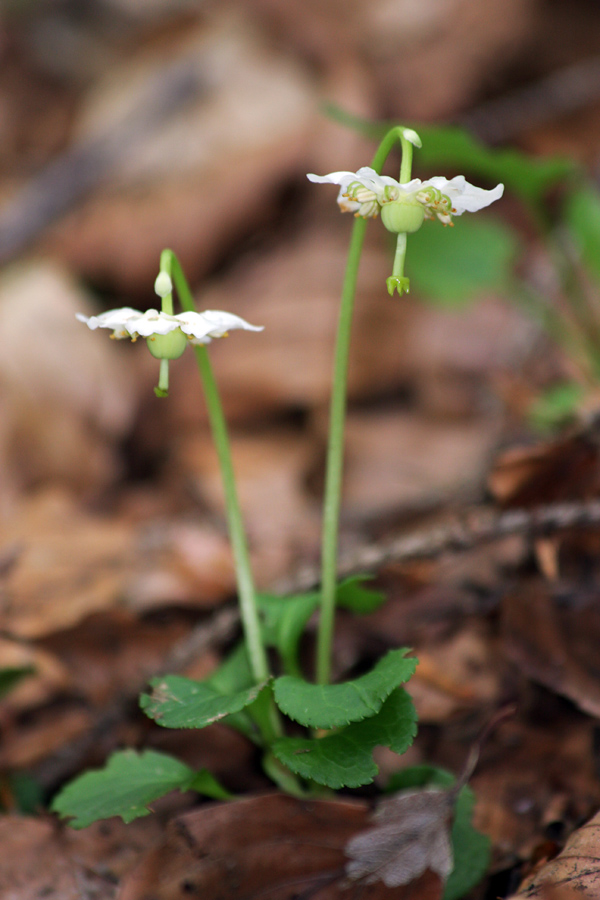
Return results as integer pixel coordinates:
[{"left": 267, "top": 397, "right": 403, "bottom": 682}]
[
  {"left": 146, "top": 328, "right": 188, "bottom": 359},
  {"left": 380, "top": 200, "right": 425, "bottom": 234}
]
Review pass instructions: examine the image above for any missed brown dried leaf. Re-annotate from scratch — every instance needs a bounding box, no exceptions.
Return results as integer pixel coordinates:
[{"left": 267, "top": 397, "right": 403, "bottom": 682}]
[
  {"left": 0, "top": 813, "right": 160, "bottom": 900},
  {"left": 502, "top": 579, "right": 600, "bottom": 719},
  {"left": 345, "top": 790, "right": 454, "bottom": 888},
  {"left": 511, "top": 809, "right": 600, "bottom": 898},
  {"left": 120, "top": 793, "right": 443, "bottom": 900},
  {"left": 488, "top": 421, "right": 600, "bottom": 507}
]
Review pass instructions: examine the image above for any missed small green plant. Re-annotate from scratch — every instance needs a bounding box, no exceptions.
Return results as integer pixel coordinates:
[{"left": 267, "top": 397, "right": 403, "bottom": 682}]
[{"left": 53, "top": 125, "right": 499, "bottom": 895}]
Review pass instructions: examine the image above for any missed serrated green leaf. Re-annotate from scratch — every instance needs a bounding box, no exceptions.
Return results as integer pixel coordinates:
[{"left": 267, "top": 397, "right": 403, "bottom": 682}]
[
  {"left": 140, "top": 674, "right": 270, "bottom": 729},
  {"left": 387, "top": 765, "right": 491, "bottom": 900},
  {"left": 272, "top": 688, "right": 417, "bottom": 788},
  {"left": 51, "top": 749, "right": 226, "bottom": 829},
  {"left": 408, "top": 216, "right": 517, "bottom": 305},
  {"left": 565, "top": 183, "right": 600, "bottom": 284},
  {"left": 335, "top": 575, "right": 386, "bottom": 614},
  {"left": 274, "top": 648, "right": 416, "bottom": 728}
]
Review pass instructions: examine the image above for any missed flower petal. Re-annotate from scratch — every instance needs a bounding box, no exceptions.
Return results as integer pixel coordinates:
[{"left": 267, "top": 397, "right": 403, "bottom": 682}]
[
  {"left": 130, "top": 310, "right": 181, "bottom": 337},
  {"left": 76, "top": 307, "right": 143, "bottom": 330},
  {"left": 425, "top": 176, "right": 504, "bottom": 214},
  {"left": 176, "top": 310, "right": 264, "bottom": 345}
]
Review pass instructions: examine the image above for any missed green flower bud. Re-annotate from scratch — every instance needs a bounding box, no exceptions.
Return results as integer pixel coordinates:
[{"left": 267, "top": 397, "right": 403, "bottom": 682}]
[
  {"left": 146, "top": 328, "right": 188, "bottom": 360},
  {"left": 380, "top": 199, "right": 425, "bottom": 234}
]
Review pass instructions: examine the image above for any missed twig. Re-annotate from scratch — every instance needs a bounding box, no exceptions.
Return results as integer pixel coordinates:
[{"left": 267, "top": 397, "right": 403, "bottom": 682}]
[{"left": 276, "top": 499, "right": 600, "bottom": 593}]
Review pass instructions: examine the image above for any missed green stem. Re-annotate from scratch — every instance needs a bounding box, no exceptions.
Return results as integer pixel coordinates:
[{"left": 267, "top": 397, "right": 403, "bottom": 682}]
[
  {"left": 160, "top": 249, "right": 270, "bottom": 689},
  {"left": 158, "top": 359, "right": 169, "bottom": 393},
  {"left": 316, "top": 217, "right": 366, "bottom": 685},
  {"left": 391, "top": 233, "right": 407, "bottom": 279},
  {"left": 316, "top": 127, "right": 414, "bottom": 685}
]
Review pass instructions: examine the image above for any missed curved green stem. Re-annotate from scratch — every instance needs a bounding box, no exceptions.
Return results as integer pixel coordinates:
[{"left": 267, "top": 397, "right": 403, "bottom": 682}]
[
  {"left": 159, "top": 250, "right": 270, "bottom": 688},
  {"left": 316, "top": 127, "right": 416, "bottom": 684}
]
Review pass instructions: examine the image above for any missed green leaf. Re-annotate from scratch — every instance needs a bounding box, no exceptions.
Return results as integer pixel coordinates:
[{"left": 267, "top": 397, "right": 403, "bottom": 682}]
[
  {"left": 257, "top": 591, "right": 320, "bottom": 677},
  {"left": 414, "top": 124, "right": 574, "bottom": 207},
  {"left": 272, "top": 688, "right": 417, "bottom": 789},
  {"left": 387, "top": 765, "right": 491, "bottom": 900},
  {"left": 528, "top": 381, "right": 584, "bottom": 433},
  {"left": 335, "top": 575, "right": 386, "bottom": 614},
  {"left": 51, "top": 749, "right": 228, "bottom": 829},
  {"left": 140, "top": 675, "right": 270, "bottom": 729},
  {"left": 258, "top": 577, "right": 385, "bottom": 677},
  {"left": 274, "top": 648, "right": 416, "bottom": 728},
  {"left": 207, "top": 642, "right": 253, "bottom": 693},
  {"left": 0, "top": 665, "right": 35, "bottom": 699},
  {"left": 408, "top": 216, "right": 517, "bottom": 305},
  {"left": 565, "top": 183, "right": 600, "bottom": 284}
]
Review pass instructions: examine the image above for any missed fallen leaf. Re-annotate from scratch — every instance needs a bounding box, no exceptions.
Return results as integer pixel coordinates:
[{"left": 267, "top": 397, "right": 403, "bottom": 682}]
[
  {"left": 0, "top": 813, "right": 161, "bottom": 900},
  {"left": 119, "top": 793, "right": 443, "bottom": 900},
  {"left": 510, "top": 808, "right": 600, "bottom": 897},
  {"left": 345, "top": 789, "right": 454, "bottom": 887}
]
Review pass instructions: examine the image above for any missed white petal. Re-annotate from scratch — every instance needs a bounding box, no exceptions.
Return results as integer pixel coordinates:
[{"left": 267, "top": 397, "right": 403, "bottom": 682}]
[
  {"left": 176, "top": 310, "right": 264, "bottom": 343},
  {"left": 76, "top": 307, "right": 143, "bottom": 331},
  {"left": 308, "top": 167, "right": 400, "bottom": 198},
  {"left": 135, "top": 310, "right": 185, "bottom": 337},
  {"left": 201, "top": 310, "right": 264, "bottom": 337},
  {"left": 426, "top": 176, "right": 504, "bottom": 214}
]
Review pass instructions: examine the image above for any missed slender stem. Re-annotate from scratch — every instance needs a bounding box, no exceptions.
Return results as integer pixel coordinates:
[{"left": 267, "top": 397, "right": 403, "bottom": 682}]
[
  {"left": 392, "top": 233, "right": 407, "bottom": 279},
  {"left": 316, "top": 217, "right": 367, "bottom": 685},
  {"left": 158, "top": 359, "right": 169, "bottom": 393},
  {"left": 161, "top": 249, "right": 270, "bottom": 687},
  {"left": 316, "top": 127, "right": 414, "bottom": 684}
]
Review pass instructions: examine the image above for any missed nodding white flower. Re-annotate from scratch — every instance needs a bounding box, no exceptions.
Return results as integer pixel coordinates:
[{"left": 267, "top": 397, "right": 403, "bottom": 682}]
[
  {"left": 307, "top": 168, "right": 504, "bottom": 226},
  {"left": 76, "top": 308, "right": 263, "bottom": 346}
]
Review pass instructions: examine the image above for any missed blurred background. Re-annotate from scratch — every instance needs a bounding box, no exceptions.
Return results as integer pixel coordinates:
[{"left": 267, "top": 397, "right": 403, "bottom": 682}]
[{"left": 1, "top": 0, "right": 600, "bottom": 640}]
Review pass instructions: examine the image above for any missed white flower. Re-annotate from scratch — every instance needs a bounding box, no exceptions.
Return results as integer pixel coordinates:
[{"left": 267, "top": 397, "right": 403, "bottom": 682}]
[
  {"left": 307, "top": 167, "right": 504, "bottom": 225},
  {"left": 76, "top": 308, "right": 263, "bottom": 345}
]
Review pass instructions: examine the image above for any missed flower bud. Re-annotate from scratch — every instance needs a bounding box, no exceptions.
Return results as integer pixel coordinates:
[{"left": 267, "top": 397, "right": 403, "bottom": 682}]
[
  {"left": 154, "top": 272, "right": 173, "bottom": 299},
  {"left": 380, "top": 200, "right": 425, "bottom": 234},
  {"left": 146, "top": 328, "right": 188, "bottom": 359}
]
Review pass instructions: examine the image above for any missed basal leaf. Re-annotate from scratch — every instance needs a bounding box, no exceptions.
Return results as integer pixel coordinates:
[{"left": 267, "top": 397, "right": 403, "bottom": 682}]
[
  {"left": 258, "top": 578, "right": 385, "bottom": 677},
  {"left": 257, "top": 591, "right": 319, "bottom": 676},
  {"left": 274, "top": 648, "right": 416, "bottom": 728},
  {"left": 141, "top": 674, "right": 270, "bottom": 729},
  {"left": 51, "top": 749, "right": 228, "bottom": 829},
  {"left": 207, "top": 642, "right": 253, "bottom": 693},
  {"left": 272, "top": 688, "right": 417, "bottom": 788},
  {"left": 335, "top": 575, "right": 386, "bottom": 614},
  {"left": 408, "top": 216, "right": 517, "bottom": 305},
  {"left": 387, "top": 765, "right": 491, "bottom": 900}
]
